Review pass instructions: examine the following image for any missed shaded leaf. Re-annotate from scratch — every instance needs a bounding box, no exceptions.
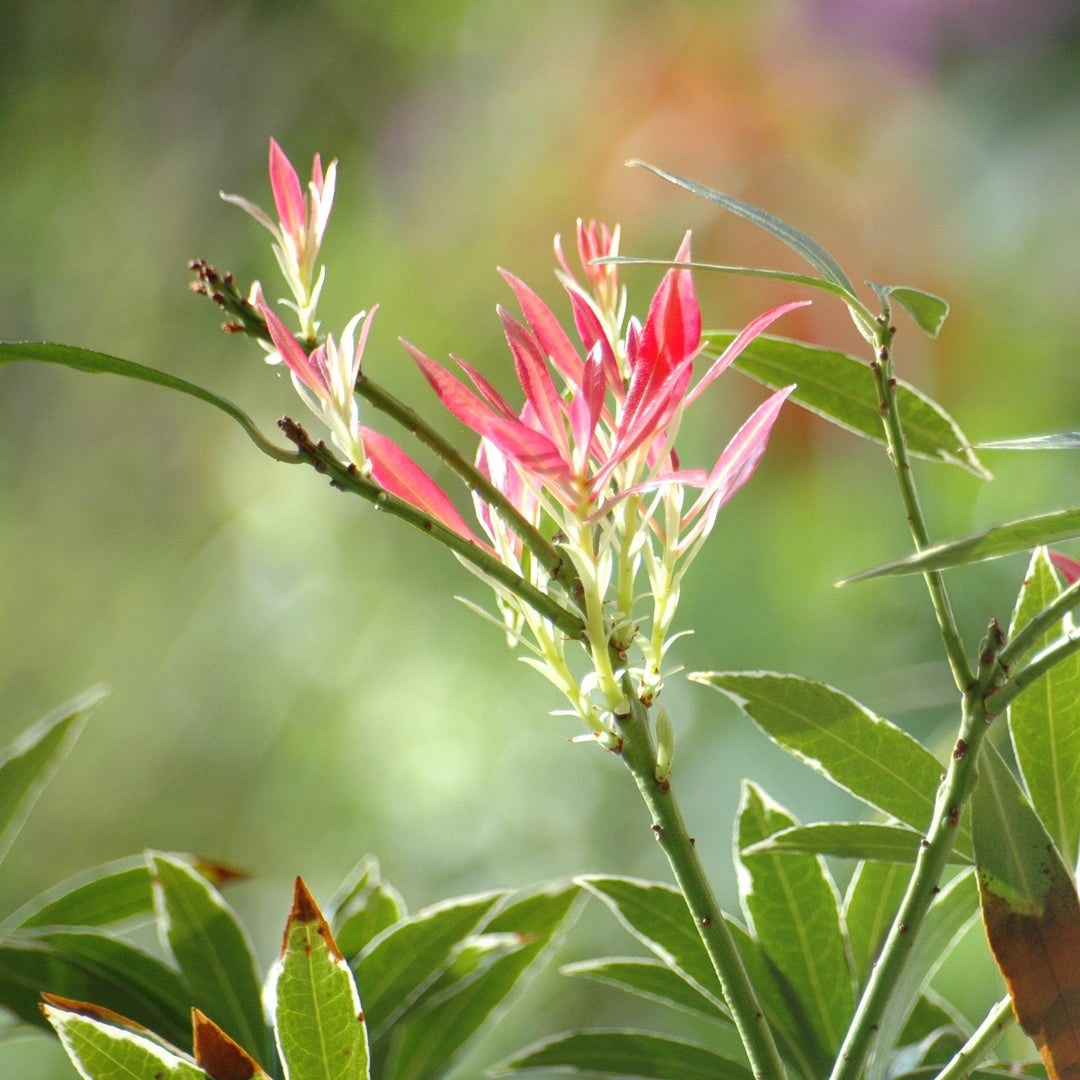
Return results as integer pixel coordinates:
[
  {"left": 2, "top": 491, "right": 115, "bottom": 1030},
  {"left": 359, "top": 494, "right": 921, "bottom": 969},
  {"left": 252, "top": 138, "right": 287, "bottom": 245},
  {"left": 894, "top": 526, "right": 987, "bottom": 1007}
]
[
  {"left": 269, "top": 878, "right": 369, "bottom": 1080},
  {"left": 561, "top": 957, "right": 729, "bottom": 1022},
  {"left": 897, "top": 992, "right": 968, "bottom": 1057},
  {"left": 353, "top": 889, "right": 504, "bottom": 1039},
  {"left": 868, "top": 283, "right": 950, "bottom": 338},
  {"left": 193, "top": 1009, "right": 271, "bottom": 1080},
  {"left": 492, "top": 1028, "right": 753, "bottom": 1080},
  {"left": 0, "top": 929, "right": 190, "bottom": 1047},
  {"left": 151, "top": 854, "right": 270, "bottom": 1067},
  {"left": 382, "top": 882, "right": 582, "bottom": 1080},
  {"left": 328, "top": 857, "right": 406, "bottom": 961},
  {"left": 1008, "top": 548, "right": 1080, "bottom": 871},
  {"left": 43, "top": 998, "right": 206, "bottom": 1080},
  {"left": 841, "top": 508, "right": 1080, "bottom": 583},
  {"left": 694, "top": 671, "right": 972, "bottom": 856},
  {"left": 0, "top": 686, "right": 107, "bottom": 870},
  {"left": 736, "top": 783, "right": 855, "bottom": 1056},
  {"left": 844, "top": 861, "right": 909, "bottom": 987},
  {"left": 978, "top": 433, "right": 1080, "bottom": 451},
  {"left": 973, "top": 742, "right": 1080, "bottom": 1080},
  {"left": 704, "top": 331, "right": 989, "bottom": 478},
  {"left": 743, "top": 821, "right": 964, "bottom": 864}
]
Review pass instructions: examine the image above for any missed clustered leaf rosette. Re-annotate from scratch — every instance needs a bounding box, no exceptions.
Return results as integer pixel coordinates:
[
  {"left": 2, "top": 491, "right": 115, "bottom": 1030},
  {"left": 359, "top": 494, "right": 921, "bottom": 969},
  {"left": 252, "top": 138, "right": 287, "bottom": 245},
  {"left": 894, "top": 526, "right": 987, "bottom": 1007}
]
[{"left": 405, "top": 226, "right": 808, "bottom": 737}]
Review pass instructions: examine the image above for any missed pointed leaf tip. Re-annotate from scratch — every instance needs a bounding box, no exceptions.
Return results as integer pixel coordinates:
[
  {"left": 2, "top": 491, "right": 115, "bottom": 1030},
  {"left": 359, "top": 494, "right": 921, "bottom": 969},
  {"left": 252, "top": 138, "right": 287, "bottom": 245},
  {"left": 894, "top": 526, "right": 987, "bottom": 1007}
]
[
  {"left": 40, "top": 993, "right": 147, "bottom": 1032},
  {"left": 287, "top": 877, "right": 343, "bottom": 962},
  {"left": 193, "top": 1008, "right": 265, "bottom": 1080}
]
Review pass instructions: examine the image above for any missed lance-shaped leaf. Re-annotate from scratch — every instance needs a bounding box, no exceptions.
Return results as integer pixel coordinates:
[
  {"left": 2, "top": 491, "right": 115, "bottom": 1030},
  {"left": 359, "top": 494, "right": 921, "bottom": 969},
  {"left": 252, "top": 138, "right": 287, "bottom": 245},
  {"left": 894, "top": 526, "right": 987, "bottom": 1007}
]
[
  {"left": 352, "top": 889, "right": 505, "bottom": 1039},
  {"left": 694, "top": 671, "right": 972, "bottom": 856},
  {"left": 1007, "top": 548, "right": 1080, "bottom": 870},
  {"left": 560, "top": 957, "right": 730, "bottom": 1023},
  {"left": 973, "top": 742, "right": 1080, "bottom": 1080},
  {"left": 43, "top": 997, "right": 207, "bottom": 1080},
  {"left": 703, "top": 331, "right": 989, "bottom": 478},
  {"left": 151, "top": 853, "right": 270, "bottom": 1067},
  {"left": 868, "top": 283, "right": 950, "bottom": 338},
  {"left": 978, "top": 433, "right": 1080, "bottom": 451},
  {"left": 4, "top": 855, "right": 240, "bottom": 932},
  {"left": 328, "top": 857, "right": 406, "bottom": 961},
  {"left": 0, "top": 929, "right": 190, "bottom": 1047},
  {"left": 842, "top": 508, "right": 1080, "bottom": 583},
  {"left": 0, "top": 685, "right": 107, "bottom": 870},
  {"left": 269, "top": 879, "right": 369, "bottom": 1080},
  {"left": 193, "top": 1009, "right": 271, "bottom": 1080},
  {"left": 382, "top": 882, "right": 582, "bottom": 1080},
  {"left": 742, "top": 821, "right": 968, "bottom": 865},
  {"left": 736, "top": 782, "right": 855, "bottom": 1057},
  {"left": 492, "top": 1029, "right": 754, "bottom": 1080},
  {"left": 0, "top": 344, "right": 293, "bottom": 461},
  {"left": 844, "top": 861, "right": 909, "bottom": 988}
]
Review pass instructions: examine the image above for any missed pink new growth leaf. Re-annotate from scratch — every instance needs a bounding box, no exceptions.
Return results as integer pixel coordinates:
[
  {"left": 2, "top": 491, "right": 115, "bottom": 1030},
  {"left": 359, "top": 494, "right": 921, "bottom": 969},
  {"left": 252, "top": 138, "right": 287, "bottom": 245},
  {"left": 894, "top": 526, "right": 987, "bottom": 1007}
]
[
  {"left": 260, "top": 301, "right": 324, "bottom": 395},
  {"left": 269, "top": 138, "right": 306, "bottom": 243}
]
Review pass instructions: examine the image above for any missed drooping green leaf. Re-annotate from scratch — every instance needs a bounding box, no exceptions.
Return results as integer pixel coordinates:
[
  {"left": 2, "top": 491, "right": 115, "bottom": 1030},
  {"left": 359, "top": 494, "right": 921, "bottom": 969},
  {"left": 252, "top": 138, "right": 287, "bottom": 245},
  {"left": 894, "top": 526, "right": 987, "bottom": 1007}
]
[
  {"left": 151, "top": 853, "right": 270, "bottom": 1067},
  {"left": 0, "top": 343, "right": 295, "bottom": 462},
  {"left": 743, "top": 821, "right": 967, "bottom": 864},
  {"left": 270, "top": 878, "right": 369, "bottom": 1080},
  {"left": 1007, "top": 548, "right": 1080, "bottom": 870},
  {"left": 694, "top": 671, "right": 971, "bottom": 856},
  {"left": 329, "top": 856, "right": 407, "bottom": 960},
  {"left": 869, "top": 871, "right": 979, "bottom": 1080},
  {"left": 0, "top": 929, "right": 190, "bottom": 1047},
  {"left": 0, "top": 685, "right": 107, "bottom": 870},
  {"left": 978, "top": 432, "right": 1080, "bottom": 450},
  {"left": 868, "top": 283, "right": 950, "bottom": 338},
  {"left": 972, "top": 742, "right": 1080, "bottom": 1080},
  {"left": 629, "top": 161, "right": 857, "bottom": 295},
  {"left": 382, "top": 882, "right": 582, "bottom": 1080},
  {"left": 492, "top": 1028, "right": 753, "bottom": 1080},
  {"left": 841, "top": 508, "right": 1080, "bottom": 583},
  {"left": 352, "top": 889, "right": 504, "bottom": 1040},
  {"left": 844, "top": 861, "right": 909, "bottom": 987},
  {"left": 561, "top": 957, "right": 729, "bottom": 1023},
  {"left": 736, "top": 783, "right": 855, "bottom": 1057},
  {"left": 44, "top": 1001, "right": 207, "bottom": 1080},
  {"left": 703, "top": 331, "right": 989, "bottom": 478}
]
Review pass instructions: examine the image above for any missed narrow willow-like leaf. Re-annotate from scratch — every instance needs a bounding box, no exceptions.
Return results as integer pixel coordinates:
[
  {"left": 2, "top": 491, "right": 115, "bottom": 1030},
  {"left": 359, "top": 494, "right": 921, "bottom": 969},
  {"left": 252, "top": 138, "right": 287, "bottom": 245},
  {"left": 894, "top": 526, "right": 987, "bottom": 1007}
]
[
  {"left": 841, "top": 508, "right": 1080, "bottom": 583},
  {"left": 742, "top": 821, "right": 965, "bottom": 864},
  {"left": 868, "top": 871, "right": 979, "bottom": 1080},
  {"left": 193, "top": 1009, "right": 271, "bottom": 1080},
  {"left": 973, "top": 742, "right": 1080, "bottom": 1080},
  {"left": 492, "top": 1028, "right": 753, "bottom": 1080},
  {"left": 151, "top": 853, "right": 270, "bottom": 1067},
  {"left": 629, "top": 161, "right": 857, "bottom": 294},
  {"left": 736, "top": 782, "right": 855, "bottom": 1057},
  {"left": 1007, "top": 548, "right": 1080, "bottom": 870},
  {"left": 353, "top": 890, "right": 504, "bottom": 1039},
  {"left": 601, "top": 257, "right": 856, "bottom": 299},
  {"left": 694, "top": 671, "right": 972, "bottom": 856},
  {"left": 329, "top": 857, "right": 407, "bottom": 960},
  {"left": 0, "top": 343, "right": 295, "bottom": 462},
  {"left": 0, "top": 930, "right": 190, "bottom": 1047},
  {"left": 844, "top": 861, "right": 909, "bottom": 988},
  {"left": 43, "top": 1002, "right": 207, "bottom": 1080},
  {"left": 0, "top": 685, "right": 107, "bottom": 870},
  {"left": 270, "top": 878, "right": 369, "bottom": 1080},
  {"left": 704, "top": 331, "right": 990, "bottom": 478},
  {"left": 978, "top": 433, "right": 1080, "bottom": 450},
  {"left": 561, "top": 957, "right": 730, "bottom": 1022},
  {"left": 897, "top": 992, "right": 968, "bottom": 1057},
  {"left": 383, "top": 883, "right": 582, "bottom": 1080},
  {"left": 868, "top": 283, "right": 950, "bottom": 338}
]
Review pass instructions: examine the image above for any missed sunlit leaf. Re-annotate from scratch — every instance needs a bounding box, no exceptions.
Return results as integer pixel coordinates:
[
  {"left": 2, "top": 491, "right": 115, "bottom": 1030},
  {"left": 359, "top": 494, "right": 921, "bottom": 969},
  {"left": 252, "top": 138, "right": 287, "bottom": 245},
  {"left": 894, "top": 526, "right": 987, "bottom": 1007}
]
[
  {"left": 973, "top": 742, "right": 1080, "bottom": 1080},
  {"left": 736, "top": 783, "right": 855, "bottom": 1056},
  {"left": 868, "top": 283, "right": 950, "bottom": 338},
  {"left": 492, "top": 1028, "right": 753, "bottom": 1080},
  {"left": 560, "top": 957, "right": 729, "bottom": 1022},
  {"left": 0, "top": 686, "right": 107, "bottom": 871},
  {"left": 742, "top": 821, "right": 964, "bottom": 864},
  {"left": 841, "top": 509, "right": 1080, "bottom": 583},
  {"left": 703, "top": 332, "right": 990, "bottom": 478},
  {"left": 382, "top": 883, "right": 582, "bottom": 1080},
  {"left": 43, "top": 1000, "right": 206, "bottom": 1080},
  {"left": 0, "top": 343, "right": 294, "bottom": 462},
  {"left": 844, "top": 861, "right": 908, "bottom": 988},
  {"left": 269, "top": 878, "right": 369, "bottom": 1080},
  {"left": 151, "top": 853, "right": 270, "bottom": 1067},
  {"left": 978, "top": 433, "right": 1080, "bottom": 451},
  {"left": 329, "top": 857, "right": 407, "bottom": 961},
  {"left": 694, "top": 671, "right": 972, "bottom": 856},
  {"left": 193, "top": 1009, "right": 271, "bottom": 1080}
]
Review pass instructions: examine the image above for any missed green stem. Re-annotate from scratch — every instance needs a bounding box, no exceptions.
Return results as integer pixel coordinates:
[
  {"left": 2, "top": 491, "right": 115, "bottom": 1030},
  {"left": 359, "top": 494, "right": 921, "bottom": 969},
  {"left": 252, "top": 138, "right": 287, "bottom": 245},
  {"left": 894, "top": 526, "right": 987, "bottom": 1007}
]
[
  {"left": 278, "top": 417, "right": 585, "bottom": 640},
  {"left": 998, "top": 574, "right": 1080, "bottom": 672},
  {"left": 933, "top": 996, "right": 1015, "bottom": 1080},
  {"left": 994, "top": 628, "right": 1080, "bottom": 714},
  {"left": 615, "top": 672, "right": 787, "bottom": 1080},
  {"left": 867, "top": 319, "right": 974, "bottom": 692}
]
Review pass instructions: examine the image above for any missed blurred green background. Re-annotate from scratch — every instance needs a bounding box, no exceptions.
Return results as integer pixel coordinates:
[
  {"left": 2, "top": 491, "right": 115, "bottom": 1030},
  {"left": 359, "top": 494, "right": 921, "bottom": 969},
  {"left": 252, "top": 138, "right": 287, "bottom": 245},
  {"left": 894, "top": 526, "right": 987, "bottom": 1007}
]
[{"left": 3, "top": 0, "right": 1080, "bottom": 1075}]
